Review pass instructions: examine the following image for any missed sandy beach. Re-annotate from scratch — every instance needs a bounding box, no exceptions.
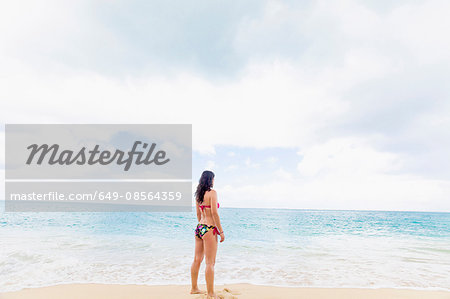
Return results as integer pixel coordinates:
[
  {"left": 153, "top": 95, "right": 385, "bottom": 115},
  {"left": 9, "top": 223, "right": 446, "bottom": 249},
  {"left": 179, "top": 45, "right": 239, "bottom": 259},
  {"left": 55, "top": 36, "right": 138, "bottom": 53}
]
[{"left": 1, "top": 284, "right": 450, "bottom": 299}]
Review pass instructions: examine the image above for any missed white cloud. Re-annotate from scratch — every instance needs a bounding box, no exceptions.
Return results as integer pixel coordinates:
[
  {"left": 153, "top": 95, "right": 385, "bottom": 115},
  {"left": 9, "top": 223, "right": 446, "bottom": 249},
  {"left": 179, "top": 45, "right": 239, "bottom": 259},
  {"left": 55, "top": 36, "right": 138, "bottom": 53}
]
[
  {"left": 225, "top": 164, "right": 238, "bottom": 172},
  {"left": 265, "top": 156, "right": 278, "bottom": 165},
  {"left": 227, "top": 151, "right": 236, "bottom": 157},
  {"left": 0, "top": 58, "right": 349, "bottom": 152},
  {"left": 205, "top": 160, "right": 216, "bottom": 171},
  {"left": 274, "top": 168, "right": 293, "bottom": 181},
  {"left": 217, "top": 136, "right": 449, "bottom": 211},
  {"left": 297, "top": 137, "right": 402, "bottom": 177},
  {"left": 244, "top": 158, "right": 260, "bottom": 169}
]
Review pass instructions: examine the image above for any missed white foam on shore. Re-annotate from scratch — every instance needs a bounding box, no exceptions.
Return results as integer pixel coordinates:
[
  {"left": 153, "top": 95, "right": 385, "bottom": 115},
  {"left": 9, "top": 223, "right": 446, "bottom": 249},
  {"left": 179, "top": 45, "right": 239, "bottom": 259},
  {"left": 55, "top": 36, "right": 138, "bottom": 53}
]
[{"left": 1, "top": 228, "right": 450, "bottom": 293}]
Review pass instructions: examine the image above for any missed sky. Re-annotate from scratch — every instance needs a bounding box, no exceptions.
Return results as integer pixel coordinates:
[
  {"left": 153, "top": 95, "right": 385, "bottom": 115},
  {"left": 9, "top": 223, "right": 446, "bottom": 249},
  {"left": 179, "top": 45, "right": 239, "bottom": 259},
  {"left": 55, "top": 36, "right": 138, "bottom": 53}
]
[{"left": 1, "top": 0, "right": 450, "bottom": 211}]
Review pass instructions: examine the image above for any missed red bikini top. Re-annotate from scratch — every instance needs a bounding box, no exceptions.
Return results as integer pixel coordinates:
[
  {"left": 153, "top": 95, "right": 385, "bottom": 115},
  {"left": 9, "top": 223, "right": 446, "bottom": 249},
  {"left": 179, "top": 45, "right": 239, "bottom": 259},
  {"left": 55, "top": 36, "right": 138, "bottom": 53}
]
[{"left": 199, "top": 202, "right": 220, "bottom": 211}]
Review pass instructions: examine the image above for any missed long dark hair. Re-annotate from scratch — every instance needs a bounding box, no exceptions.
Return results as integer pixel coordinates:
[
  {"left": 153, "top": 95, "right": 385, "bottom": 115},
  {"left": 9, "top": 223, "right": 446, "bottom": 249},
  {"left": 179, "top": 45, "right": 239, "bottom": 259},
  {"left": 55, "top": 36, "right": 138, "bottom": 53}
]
[{"left": 195, "top": 170, "right": 215, "bottom": 204}]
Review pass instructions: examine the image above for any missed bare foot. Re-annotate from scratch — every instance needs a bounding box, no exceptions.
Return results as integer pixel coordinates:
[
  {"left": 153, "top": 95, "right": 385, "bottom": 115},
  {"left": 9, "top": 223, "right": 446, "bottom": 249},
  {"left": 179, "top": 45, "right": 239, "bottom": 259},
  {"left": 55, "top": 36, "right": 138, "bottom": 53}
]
[
  {"left": 190, "top": 288, "right": 206, "bottom": 294},
  {"left": 206, "top": 293, "right": 219, "bottom": 299}
]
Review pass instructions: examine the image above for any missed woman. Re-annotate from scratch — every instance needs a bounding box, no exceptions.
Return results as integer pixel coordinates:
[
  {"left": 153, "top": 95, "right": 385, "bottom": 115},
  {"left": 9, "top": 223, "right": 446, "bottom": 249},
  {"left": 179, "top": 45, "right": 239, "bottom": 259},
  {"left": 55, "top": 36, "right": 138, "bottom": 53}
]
[{"left": 190, "top": 170, "right": 225, "bottom": 299}]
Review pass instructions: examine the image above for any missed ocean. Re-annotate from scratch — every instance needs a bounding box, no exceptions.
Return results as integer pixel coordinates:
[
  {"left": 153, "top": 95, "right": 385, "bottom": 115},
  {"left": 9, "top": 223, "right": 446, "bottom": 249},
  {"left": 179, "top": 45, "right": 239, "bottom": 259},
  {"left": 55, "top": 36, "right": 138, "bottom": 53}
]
[{"left": 1, "top": 207, "right": 450, "bottom": 292}]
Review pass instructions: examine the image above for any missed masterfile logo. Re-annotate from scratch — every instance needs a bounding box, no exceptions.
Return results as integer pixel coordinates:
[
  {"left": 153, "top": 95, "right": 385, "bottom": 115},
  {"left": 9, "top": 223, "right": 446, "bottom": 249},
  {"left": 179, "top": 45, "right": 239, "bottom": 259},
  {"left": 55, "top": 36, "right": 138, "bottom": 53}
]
[{"left": 26, "top": 141, "right": 170, "bottom": 171}]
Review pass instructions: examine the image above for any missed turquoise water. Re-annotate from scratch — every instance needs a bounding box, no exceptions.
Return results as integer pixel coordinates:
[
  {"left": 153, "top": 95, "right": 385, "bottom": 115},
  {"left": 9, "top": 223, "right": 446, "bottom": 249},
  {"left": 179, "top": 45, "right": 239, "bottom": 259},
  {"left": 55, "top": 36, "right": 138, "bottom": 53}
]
[{"left": 1, "top": 208, "right": 450, "bottom": 292}]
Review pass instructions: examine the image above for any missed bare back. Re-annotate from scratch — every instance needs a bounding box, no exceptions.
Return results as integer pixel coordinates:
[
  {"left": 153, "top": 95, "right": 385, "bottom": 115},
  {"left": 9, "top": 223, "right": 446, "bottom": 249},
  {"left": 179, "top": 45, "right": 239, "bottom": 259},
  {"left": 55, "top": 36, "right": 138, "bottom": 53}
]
[{"left": 197, "top": 190, "right": 218, "bottom": 226}]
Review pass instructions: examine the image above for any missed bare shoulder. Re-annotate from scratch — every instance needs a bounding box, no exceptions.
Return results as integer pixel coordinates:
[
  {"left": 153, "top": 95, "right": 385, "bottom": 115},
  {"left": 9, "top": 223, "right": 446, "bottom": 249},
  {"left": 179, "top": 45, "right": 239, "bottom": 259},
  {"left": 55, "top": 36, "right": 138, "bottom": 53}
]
[
  {"left": 207, "top": 189, "right": 217, "bottom": 195},
  {"left": 205, "top": 189, "right": 217, "bottom": 198}
]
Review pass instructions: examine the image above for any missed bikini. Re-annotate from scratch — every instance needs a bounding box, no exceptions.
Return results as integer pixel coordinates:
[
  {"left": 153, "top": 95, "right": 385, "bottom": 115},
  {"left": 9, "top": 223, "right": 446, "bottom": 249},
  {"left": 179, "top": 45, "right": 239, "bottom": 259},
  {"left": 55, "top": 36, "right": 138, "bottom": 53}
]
[{"left": 195, "top": 202, "right": 220, "bottom": 239}]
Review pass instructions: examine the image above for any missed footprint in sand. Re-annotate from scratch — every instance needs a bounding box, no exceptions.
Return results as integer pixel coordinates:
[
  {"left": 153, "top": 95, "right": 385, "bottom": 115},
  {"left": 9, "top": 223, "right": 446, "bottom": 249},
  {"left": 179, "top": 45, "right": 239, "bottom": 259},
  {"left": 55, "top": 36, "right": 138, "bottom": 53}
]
[
  {"left": 194, "top": 287, "right": 240, "bottom": 299},
  {"left": 223, "top": 288, "right": 241, "bottom": 295}
]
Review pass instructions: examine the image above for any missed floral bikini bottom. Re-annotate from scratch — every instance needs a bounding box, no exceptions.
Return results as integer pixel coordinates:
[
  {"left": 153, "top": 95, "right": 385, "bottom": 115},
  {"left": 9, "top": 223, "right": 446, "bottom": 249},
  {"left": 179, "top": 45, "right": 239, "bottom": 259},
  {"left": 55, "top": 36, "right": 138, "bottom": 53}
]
[{"left": 195, "top": 223, "right": 219, "bottom": 239}]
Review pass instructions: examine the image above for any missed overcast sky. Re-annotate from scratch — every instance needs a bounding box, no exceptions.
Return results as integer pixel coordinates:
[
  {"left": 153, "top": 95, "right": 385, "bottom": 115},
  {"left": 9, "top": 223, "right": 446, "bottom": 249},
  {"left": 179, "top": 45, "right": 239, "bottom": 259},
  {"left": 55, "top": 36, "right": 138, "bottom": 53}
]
[{"left": 1, "top": 0, "right": 450, "bottom": 211}]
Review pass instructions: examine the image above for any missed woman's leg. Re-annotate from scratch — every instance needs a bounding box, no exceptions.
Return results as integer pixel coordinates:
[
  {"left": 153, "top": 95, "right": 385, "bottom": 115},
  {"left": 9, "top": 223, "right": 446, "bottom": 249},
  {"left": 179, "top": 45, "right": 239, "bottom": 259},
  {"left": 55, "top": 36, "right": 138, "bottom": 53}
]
[
  {"left": 190, "top": 236, "right": 205, "bottom": 294},
  {"left": 203, "top": 230, "right": 218, "bottom": 298}
]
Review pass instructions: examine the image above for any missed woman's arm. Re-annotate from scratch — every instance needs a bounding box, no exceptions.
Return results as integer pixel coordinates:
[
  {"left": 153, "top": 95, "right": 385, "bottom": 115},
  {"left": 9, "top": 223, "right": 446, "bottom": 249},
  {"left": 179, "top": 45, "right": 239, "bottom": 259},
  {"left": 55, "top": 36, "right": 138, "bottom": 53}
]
[
  {"left": 195, "top": 202, "right": 201, "bottom": 222},
  {"left": 210, "top": 190, "right": 223, "bottom": 233}
]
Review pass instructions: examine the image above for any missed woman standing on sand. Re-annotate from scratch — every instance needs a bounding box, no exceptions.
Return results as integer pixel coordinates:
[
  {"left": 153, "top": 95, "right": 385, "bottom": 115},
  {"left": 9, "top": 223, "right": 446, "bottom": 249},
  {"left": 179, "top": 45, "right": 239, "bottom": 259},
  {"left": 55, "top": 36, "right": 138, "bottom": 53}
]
[{"left": 190, "top": 170, "right": 225, "bottom": 299}]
